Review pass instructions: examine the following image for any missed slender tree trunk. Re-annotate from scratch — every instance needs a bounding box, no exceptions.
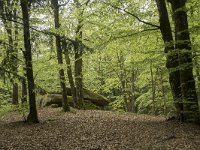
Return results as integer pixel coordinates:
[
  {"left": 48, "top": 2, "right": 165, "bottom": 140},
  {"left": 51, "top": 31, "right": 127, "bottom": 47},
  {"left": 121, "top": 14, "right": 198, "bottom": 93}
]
[
  {"left": 159, "top": 68, "right": 166, "bottom": 115},
  {"left": 117, "top": 51, "right": 129, "bottom": 111},
  {"left": 62, "top": 40, "right": 78, "bottom": 107},
  {"left": 74, "top": 0, "right": 84, "bottom": 109},
  {"left": 20, "top": 0, "right": 39, "bottom": 123},
  {"left": 74, "top": 40, "right": 84, "bottom": 109},
  {"left": 150, "top": 62, "right": 156, "bottom": 114},
  {"left": 12, "top": 5, "right": 19, "bottom": 105},
  {"left": 170, "top": 0, "right": 199, "bottom": 122},
  {"left": 0, "top": 0, "right": 19, "bottom": 105},
  {"left": 21, "top": 76, "right": 27, "bottom": 103},
  {"left": 7, "top": 28, "right": 19, "bottom": 105},
  {"left": 122, "top": 80, "right": 128, "bottom": 112},
  {"left": 8, "top": 28, "right": 18, "bottom": 105},
  {"left": 97, "top": 51, "right": 105, "bottom": 94},
  {"left": 155, "top": 0, "right": 183, "bottom": 120},
  {"left": 52, "top": 0, "right": 70, "bottom": 112},
  {"left": 130, "top": 69, "right": 136, "bottom": 112},
  {"left": 194, "top": 52, "right": 200, "bottom": 100}
]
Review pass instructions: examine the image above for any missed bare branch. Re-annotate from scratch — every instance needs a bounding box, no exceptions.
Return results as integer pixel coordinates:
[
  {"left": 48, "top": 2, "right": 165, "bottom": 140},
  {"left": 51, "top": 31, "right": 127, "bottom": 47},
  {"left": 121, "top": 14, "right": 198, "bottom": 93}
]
[{"left": 111, "top": 28, "right": 159, "bottom": 41}]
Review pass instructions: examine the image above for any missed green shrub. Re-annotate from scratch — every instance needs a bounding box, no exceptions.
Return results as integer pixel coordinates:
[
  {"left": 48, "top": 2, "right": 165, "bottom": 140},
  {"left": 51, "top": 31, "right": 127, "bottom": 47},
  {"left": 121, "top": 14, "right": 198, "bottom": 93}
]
[
  {"left": 0, "top": 101, "right": 14, "bottom": 117},
  {"left": 109, "top": 96, "right": 125, "bottom": 111}
]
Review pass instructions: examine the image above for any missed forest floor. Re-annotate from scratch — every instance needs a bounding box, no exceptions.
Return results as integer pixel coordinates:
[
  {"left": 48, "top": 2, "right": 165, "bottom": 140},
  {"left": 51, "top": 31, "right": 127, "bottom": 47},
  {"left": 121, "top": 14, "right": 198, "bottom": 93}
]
[{"left": 0, "top": 108, "right": 200, "bottom": 150}]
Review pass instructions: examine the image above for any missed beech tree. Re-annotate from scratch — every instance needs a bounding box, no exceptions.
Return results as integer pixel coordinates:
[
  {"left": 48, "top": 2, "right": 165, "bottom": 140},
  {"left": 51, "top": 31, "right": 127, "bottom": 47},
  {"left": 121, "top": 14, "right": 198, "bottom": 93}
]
[
  {"left": 74, "top": 0, "right": 84, "bottom": 109},
  {"left": 156, "top": 0, "right": 199, "bottom": 123},
  {"left": 0, "top": 0, "right": 19, "bottom": 105},
  {"left": 51, "top": 0, "right": 70, "bottom": 112},
  {"left": 20, "top": 0, "right": 39, "bottom": 123},
  {"left": 1, "top": 0, "right": 200, "bottom": 123},
  {"left": 170, "top": 0, "right": 199, "bottom": 123},
  {"left": 62, "top": 40, "right": 77, "bottom": 108}
]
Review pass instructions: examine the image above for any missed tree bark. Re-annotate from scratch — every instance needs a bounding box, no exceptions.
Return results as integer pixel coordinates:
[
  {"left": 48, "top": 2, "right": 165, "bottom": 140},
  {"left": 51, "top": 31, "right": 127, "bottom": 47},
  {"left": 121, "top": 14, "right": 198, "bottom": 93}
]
[
  {"left": 74, "top": 0, "right": 84, "bottom": 109},
  {"left": 155, "top": 0, "right": 183, "bottom": 120},
  {"left": 194, "top": 52, "right": 200, "bottom": 100},
  {"left": 150, "top": 62, "right": 156, "bottom": 114},
  {"left": 159, "top": 68, "right": 166, "bottom": 115},
  {"left": 62, "top": 40, "right": 78, "bottom": 107},
  {"left": 12, "top": 4, "right": 19, "bottom": 105},
  {"left": 52, "top": 0, "right": 70, "bottom": 112},
  {"left": 21, "top": 75, "right": 27, "bottom": 103},
  {"left": 20, "top": 0, "right": 39, "bottom": 123},
  {"left": 170, "top": 0, "right": 200, "bottom": 122},
  {"left": 7, "top": 27, "right": 19, "bottom": 105},
  {"left": 0, "top": 0, "right": 19, "bottom": 105},
  {"left": 130, "top": 68, "right": 136, "bottom": 113},
  {"left": 74, "top": 40, "right": 84, "bottom": 109},
  {"left": 117, "top": 51, "right": 129, "bottom": 111}
]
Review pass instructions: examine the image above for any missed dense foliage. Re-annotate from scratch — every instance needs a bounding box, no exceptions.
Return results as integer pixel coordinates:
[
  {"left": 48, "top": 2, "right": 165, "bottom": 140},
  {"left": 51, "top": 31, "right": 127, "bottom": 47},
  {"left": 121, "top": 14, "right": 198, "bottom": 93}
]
[{"left": 0, "top": 0, "right": 200, "bottom": 122}]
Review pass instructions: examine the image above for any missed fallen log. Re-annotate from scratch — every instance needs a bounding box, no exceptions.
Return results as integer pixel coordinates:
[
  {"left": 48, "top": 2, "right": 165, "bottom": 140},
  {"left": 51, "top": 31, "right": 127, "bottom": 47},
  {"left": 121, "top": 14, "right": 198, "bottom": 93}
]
[{"left": 37, "top": 88, "right": 109, "bottom": 108}]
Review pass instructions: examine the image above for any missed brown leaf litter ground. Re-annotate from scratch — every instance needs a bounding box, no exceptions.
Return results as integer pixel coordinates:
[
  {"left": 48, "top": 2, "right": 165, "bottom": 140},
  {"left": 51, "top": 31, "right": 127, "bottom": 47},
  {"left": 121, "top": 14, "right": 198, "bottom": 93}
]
[{"left": 0, "top": 108, "right": 200, "bottom": 150}]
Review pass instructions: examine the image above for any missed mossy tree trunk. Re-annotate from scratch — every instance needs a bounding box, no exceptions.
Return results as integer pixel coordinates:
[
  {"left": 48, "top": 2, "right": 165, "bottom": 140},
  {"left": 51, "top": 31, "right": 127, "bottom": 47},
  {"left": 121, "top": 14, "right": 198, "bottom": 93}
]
[
  {"left": 156, "top": 0, "right": 200, "bottom": 123},
  {"left": 155, "top": 0, "right": 183, "bottom": 120},
  {"left": 74, "top": 0, "right": 84, "bottom": 109},
  {"left": 170, "top": 0, "right": 200, "bottom": 123}
]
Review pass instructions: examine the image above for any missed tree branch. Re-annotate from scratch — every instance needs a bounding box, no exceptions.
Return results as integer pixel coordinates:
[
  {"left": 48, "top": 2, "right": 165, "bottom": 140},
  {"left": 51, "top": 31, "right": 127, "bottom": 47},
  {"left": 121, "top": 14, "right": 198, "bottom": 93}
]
[{"left": 104, "top": 2, "right": 160, "bottom": 28}]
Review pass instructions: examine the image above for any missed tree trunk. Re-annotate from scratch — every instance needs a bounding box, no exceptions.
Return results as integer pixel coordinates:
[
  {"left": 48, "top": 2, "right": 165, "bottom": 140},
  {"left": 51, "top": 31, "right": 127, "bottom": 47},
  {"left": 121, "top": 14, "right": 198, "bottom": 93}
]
[
  {"left": 155, "top": 0, "right": 183, "bottom": 120},
  {"left": 74, "top": 0, "right": 84, "bottom": 109},
  {"left": 193, "top": 51, "right": 200, "bottom": 100},
  {"left": 0, "top": 0, "right": 19, "bottom": 105},
  {"left": 7, "top": 27, "right": 19, "bottom": 105},
  {"left": 159, "top": 68, "right": 166, "bottom": 115},
  {"left": 170, "top": 0, "right": 200, "bottom": 123},
  {"left": 12, "top": 5, "right": 19, "bottom": 105},
  {"left": 20, "top": 0, "right": 39, "bottom": 123},
  {"left": 62, "top": 40, "right": 78, "bottom": 107},
  {"left": 74, "top": 41, "right": 84, "bottom": 109},
  {"left": 130, "top": 68, "right": 136, "bottom": 113},
  {"left": 117, "top": 51, "right": 129, "bottom": 111},
  {"left": 21, "top": 76, "right": 27, "bottom": 103},
  {"left": 150, "top": 62, "right": 156, "bottom": 114},
  {"left": 52, "top": 0, "right": 70, "bottom": 112}
]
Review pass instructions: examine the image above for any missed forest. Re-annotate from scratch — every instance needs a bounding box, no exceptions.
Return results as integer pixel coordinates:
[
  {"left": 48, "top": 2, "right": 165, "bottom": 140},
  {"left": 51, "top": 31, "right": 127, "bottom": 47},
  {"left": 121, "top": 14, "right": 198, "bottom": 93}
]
[{"left": 0, "top": 0, "right": 200, "bottom": 149}]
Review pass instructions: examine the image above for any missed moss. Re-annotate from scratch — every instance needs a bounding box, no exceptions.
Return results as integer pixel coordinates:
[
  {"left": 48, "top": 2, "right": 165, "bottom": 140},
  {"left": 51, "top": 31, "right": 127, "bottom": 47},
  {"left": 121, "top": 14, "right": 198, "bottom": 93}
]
[
  {"left": 37, "top": 94, "right": 74, "bottom": 107},
  {"left": 83, "top": 89, "right": 109, "bottom": 107},
  {"left": 84, "top": 100, "right": 100, "bottom": 110},
  {"left": 47, "top": 87, "right": 110, "bottom": 107},
  {"left": 37, "top": 92, "right": 106, "bottom": 110},
  {"left": 50, "top": 104, "right": 59, "bottom": 108}
]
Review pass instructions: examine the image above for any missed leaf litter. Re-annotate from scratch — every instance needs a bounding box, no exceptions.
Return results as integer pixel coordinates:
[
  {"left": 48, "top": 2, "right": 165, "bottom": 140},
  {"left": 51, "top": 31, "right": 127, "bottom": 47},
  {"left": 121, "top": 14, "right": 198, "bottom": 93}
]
[{"left": 0, "top": 108, "right": 200, "bottom": 150}]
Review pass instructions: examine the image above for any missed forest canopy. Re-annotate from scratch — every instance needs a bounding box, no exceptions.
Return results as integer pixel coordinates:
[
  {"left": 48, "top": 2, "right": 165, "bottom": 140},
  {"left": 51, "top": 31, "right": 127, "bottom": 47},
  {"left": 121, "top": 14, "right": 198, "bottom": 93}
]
[{"left": 0, "top": 0, "right": 200, "bottom": 124}]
